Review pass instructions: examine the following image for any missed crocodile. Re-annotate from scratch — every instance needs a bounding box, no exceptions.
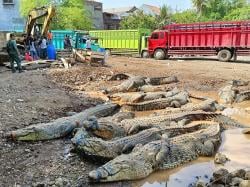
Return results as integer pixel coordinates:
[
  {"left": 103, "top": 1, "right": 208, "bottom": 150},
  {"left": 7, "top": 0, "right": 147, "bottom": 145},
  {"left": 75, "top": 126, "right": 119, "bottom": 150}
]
[
  {"left": 235, "top": 91, "right": 250, "bottom": 103},
  {"left": 145, "top": 76, "right": 178, "bottom": 85},
  {"left": 100, "top": 111, "right": 135, "bottom": 123},
  {"left": 152, "top": 99, "right": 225, "bottom": 116},
  {"left": 108, "top": 73, "right": 133, "bottom": 81},
  {"left": 88, "top": 123, "right": 221, "bottom": 182},
  {"left": 218, "top": 85, "right": 238, "bottom": 104},
  {"left": 72, "top": 122, "right": 223, "bottom": 160},
  {"left": 108, "top": 88, "right": 180, "bottom": 104},
  {"left": 121, "top": 111, "right": 247, "bottom": 135},
  {"left": 122, "top": 91, "right": 189, "bottom": 111},
  {"left": 72, "top": 127, "right": 162, "bottom": 160},
  {"left": 107, "top": 76, "right": 146, "bottom": 93},
  {"left": 83, "top": 112, "right": 134, "bottom": 140},
  {"left": 139, "top": 84, "right": 177, "bottom": 92},
  {"left": 108, "top": 92, "right": 146, "bottom": 103},
  {"left": 229, "top": 79, "right": 249, "bottom": 87},
  {"left": 6, "top": 103, "right": 119, "bottom": 141}
]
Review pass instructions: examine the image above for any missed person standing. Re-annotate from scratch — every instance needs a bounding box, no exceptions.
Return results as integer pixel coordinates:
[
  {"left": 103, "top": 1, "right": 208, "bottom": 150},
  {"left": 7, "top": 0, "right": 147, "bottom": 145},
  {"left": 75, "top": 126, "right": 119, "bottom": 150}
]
[
  {"left": 6, "top": 33, "right": 22, "bottom": 73},
  {"left": 40, "top": 36, "right": 47, "bottom": 59},
  {"left": 29, "top": 37, "right": 39, "bottom": 60},
  {"left": 64, "top": 35, "right": 68, "bottom": 49},
  {"left": 86, "top": 38, "right": 91, "bottom": 50},
  {"left": 47, "top": 30, "right": 53, "bottom": 44}
]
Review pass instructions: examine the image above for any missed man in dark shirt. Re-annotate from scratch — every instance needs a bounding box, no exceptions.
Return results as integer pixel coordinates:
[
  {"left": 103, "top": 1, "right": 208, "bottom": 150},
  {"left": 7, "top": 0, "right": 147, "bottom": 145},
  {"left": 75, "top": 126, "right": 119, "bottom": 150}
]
[{"left": 6, "top": 33, "right": 22, "bottom": 73}]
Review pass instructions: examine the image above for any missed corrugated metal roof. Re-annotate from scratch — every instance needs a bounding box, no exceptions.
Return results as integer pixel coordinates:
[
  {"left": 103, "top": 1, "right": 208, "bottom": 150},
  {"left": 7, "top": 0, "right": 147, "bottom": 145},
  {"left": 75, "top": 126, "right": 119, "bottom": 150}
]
[
  {"left": 104, "top": 6, "right": 137, "bottom": 14},
  {"left": 140, "top": 4, "right": 160, "bottom": 15}
]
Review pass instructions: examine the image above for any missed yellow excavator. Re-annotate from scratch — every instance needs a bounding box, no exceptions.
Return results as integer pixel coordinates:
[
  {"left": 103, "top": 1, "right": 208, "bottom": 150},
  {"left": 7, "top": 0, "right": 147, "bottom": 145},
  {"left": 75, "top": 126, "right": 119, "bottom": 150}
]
[{"left": 15, "top": 5, "right": 56, "bottom": 50}]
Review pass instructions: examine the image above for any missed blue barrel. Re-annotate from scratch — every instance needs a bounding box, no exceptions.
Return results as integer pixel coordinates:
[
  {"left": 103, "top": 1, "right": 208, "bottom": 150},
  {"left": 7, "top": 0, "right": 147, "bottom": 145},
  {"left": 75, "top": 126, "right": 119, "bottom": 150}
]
[
  {"left": 47, "top": 44, "right": 56, "bottom": 60},
  {"left": 98, "top": 48, "right": 105, "bottom": 52}
]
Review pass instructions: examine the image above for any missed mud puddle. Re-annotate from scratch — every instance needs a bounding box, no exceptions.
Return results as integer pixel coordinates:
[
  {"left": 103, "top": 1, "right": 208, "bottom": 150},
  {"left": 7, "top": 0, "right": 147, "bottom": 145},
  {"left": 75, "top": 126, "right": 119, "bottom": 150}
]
[{"left": 133, "top": 101, "right": 250, "bottom": 187}]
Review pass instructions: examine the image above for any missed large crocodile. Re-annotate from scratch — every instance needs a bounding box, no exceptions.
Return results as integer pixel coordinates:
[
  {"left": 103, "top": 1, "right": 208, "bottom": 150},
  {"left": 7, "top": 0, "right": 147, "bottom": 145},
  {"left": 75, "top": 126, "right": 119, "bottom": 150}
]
[
  {"left": 88, "top": 123, "right": 221, "bottom": 182},
  {"left": 122, "top": 91, "right": 189, "bottom": 111},
  {"left": 108, "top": 92, "right": 146, "bottom": 103},
  {"left": 107, "top": 76, "right": 146, "bottom": 93},
  {"left": 108, "top": 73, "right": 133, "bottom": 81},
  {"left": 109, "top": 88, "right": 180, "bottom": 104},
  {"left": 72, "top": 122, "right": 222, "bottom": 160},
  {"left": 6, "top": 103, "right": 119, "bottom": 141},
  {"left": 83, "top": 112, "right": 134, "bottom": 140},
  {"left": 139, "top": 84, "right": 178, "bottom": 92},
  {"left": 72, "top": 127, "right": 162, "bottom": 160},
  {"left": 235, "top": 91, "right": 250, "bottom": 103},
  {"left": 218, "top": 85, "right": 238, "bottom": 104},
  {"left": 145, "top": 76, "right": 178, "bottom": 85},
  {"left": 152, "top": 99, "right": 225, "bottom": 115},
  {"left": 121, "top": 111, "right": 247, "bottom": 134},
  {"left": 229, "top": 79, "right": 249, "bottom": 87}
]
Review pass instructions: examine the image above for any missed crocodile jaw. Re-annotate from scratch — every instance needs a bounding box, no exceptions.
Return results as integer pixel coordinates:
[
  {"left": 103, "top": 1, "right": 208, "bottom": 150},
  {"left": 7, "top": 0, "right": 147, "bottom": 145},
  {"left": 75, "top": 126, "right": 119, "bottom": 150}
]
[{"left": 88, "top": 155, "right": 154, "bottom": 182}]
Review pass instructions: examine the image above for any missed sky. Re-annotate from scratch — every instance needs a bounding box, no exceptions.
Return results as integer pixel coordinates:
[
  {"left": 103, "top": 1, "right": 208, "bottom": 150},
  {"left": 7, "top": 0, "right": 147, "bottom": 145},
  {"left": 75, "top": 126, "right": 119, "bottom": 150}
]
[{"left": 98, "top": 0, "right": 192, "bottom": 11}]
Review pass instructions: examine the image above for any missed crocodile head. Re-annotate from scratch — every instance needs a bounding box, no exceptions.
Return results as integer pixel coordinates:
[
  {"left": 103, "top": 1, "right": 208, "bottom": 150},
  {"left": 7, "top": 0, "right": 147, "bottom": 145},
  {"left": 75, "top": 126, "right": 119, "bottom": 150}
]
[
  {"left": 72, "top": 132, "right": 112, "bottom": 158},
  {"left": 88, "top": 154, "right": 154, "bottom": 182},
  {"left": 71, "top": 128, "right": 91, "bottom": 146},
  {"left": 88, "top": 140, "right": 169, "bottom": 182},
  {"left": 82, "top": 117, "right": 99, "bottom": 131}
]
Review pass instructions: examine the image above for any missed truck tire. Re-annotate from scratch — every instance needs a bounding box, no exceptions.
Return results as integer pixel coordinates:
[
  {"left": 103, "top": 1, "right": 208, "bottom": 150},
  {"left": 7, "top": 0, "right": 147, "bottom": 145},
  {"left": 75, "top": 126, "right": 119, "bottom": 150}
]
[
  {"left": 141, "top": 50, "right": 149, "bottom": 58},
  {"left": 218, "top": 49, "right": 232, "bottom": 62},
  {"left": 154, "top": 49, "right": 166, "bottom": 60}
]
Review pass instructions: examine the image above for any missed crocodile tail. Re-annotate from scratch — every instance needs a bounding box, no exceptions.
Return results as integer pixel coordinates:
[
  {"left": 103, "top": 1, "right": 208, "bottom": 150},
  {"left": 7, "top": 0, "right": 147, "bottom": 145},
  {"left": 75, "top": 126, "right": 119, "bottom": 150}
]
[{"left": 214, "top": 114, "right": 248, "bottom": 129}]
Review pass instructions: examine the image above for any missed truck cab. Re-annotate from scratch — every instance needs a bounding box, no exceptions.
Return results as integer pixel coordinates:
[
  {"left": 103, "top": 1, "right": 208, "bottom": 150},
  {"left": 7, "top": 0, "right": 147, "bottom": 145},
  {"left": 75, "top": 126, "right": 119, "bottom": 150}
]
[{"left": 148, "top": 30, "right": 168, "bottom": 60}]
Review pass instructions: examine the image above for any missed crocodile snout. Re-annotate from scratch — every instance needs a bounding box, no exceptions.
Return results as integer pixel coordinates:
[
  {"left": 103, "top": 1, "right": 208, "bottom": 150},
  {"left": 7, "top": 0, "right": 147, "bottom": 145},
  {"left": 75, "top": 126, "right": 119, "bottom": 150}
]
[{"left": 88, "top": 170, "right": 102, "bottom": 181}]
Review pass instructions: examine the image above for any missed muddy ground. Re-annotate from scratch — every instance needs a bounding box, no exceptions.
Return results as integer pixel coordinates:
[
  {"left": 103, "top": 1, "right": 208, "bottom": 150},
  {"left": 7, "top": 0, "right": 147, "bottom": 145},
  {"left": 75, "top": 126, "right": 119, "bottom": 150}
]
[{"left": 0, "top": 56, "right": 250, "bottom": 187}]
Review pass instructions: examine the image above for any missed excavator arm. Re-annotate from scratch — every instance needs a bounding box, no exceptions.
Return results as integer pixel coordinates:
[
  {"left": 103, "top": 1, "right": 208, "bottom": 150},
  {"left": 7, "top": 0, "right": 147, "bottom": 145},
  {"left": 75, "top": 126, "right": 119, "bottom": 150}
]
[{"left": 25, "top": 5, "right": 56, "bottom": 37}]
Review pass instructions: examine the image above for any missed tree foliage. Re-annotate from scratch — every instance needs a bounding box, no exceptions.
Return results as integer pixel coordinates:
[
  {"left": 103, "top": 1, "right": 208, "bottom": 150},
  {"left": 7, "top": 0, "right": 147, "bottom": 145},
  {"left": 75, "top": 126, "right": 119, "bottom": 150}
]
[
  {"left": 120, "top": 10, "right": 158, "bottom": 30},
  {"left": 192, "top": 0, "right": 207, "bottom": 16},
  {"left": 20, "top": 0, "right": 49, "bottom": 17},
  {"left": 120, "top": 0, "right": 249, "bottom": 30},
  {"left": 157, "top": 5, "right": 173, "bottom": 27},
  {"left": 20, "top": 0, "right": 91, "bottom": 30},
  {"left": 172, "top": 10, "right": 198, "bottom": 23}
]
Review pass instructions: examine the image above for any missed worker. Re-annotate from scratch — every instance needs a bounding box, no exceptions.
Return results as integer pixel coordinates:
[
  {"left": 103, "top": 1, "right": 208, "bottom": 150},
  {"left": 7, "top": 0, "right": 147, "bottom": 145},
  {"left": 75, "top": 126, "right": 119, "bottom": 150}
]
[
  {"left": 64, "top": 35, "right": 68, "bottom": 49},
  {"left": 47, "top": 30, "right": 53, "bottom": 44},
  {"left": 86, "top": 38, "right": 91, "bottom": 51},
  {"left": 6, "top": 33, "right": 23, "bottom": 73},
  {"left": 40, "top": 36, "right": 47, "bottom": 59},
  {"left": 29, "top": 37, "right": 39, "bottom": 60}
]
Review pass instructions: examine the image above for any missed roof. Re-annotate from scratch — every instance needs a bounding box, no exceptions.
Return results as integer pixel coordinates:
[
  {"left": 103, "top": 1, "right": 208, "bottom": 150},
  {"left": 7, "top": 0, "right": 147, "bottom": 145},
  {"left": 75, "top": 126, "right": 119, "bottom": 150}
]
[
  {"left": 103, "top": 6, "right": 137, "bottom": 14},
  {"left": 140, "top": 4, "right": 160, "bottom": 15}
]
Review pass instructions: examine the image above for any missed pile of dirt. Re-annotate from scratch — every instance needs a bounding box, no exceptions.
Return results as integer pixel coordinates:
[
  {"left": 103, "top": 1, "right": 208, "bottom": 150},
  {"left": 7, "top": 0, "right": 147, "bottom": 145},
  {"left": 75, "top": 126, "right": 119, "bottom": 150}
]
[{"left": 48, "top": 64, "right": 117, "bottom": 91}]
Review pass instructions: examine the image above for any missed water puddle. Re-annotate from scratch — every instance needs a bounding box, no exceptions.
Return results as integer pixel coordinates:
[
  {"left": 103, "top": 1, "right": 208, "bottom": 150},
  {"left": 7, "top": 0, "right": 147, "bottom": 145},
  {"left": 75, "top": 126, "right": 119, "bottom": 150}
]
[
  {"left": 132, "top": 100, "right": 250, "bottom": 187},
  {"left": 133, "top": 129, "right": 250, "bottom": 187}
]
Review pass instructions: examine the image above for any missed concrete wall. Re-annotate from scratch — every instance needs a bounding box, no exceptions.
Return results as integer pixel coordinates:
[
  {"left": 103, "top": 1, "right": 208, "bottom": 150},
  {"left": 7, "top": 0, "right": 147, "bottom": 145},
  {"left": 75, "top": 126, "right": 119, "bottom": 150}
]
[
  {"left": 0, "top": 0, "right": 25, "bottom": 31},
  {"left": 85, "top": 0, "right": 104, "bottom": 29}
]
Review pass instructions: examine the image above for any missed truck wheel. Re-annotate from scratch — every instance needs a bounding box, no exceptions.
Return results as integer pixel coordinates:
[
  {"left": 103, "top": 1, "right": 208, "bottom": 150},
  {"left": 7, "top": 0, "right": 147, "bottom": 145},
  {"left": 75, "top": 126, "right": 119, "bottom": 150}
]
[
  {"left": 154, "top": 49, "right": 166, "bottom": 60},
  {"left": 141, "top": 50, "right": 149, "bottom": 58},
  {"left": 218, "top": 49, "right": 232, "bottom": 62}
]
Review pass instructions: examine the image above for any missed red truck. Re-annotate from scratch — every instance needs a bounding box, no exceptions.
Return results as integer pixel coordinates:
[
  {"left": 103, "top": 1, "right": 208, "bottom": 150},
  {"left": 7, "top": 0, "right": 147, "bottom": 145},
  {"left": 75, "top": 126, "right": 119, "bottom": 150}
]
[{"left": 147, "top": 20, "right": 250, "bottom": 61}]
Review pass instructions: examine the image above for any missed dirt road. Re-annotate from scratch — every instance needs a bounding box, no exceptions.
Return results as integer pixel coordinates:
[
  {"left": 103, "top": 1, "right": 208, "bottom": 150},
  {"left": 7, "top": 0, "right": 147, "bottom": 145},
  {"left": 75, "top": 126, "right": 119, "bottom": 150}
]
[{"left": 0, "top": 56, "right": 250, "bottom": 187}]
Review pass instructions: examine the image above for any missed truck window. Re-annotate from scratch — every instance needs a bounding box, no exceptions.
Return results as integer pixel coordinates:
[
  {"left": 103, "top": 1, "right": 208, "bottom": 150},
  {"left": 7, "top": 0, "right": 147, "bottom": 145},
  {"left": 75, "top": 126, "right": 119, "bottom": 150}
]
[{"left": 151, "top": 33, "right": 159, "bottom": 39}]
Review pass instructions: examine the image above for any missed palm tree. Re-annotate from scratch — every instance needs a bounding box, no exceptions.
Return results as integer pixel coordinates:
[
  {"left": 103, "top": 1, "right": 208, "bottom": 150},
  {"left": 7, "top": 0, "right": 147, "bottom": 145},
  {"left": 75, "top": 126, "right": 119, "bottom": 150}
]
[
  {"left": 158, "top": 5, "right": 172, "bottom": 26},
  {"left": 192, "top": 0, "right": 208, "bottom": 16}
]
